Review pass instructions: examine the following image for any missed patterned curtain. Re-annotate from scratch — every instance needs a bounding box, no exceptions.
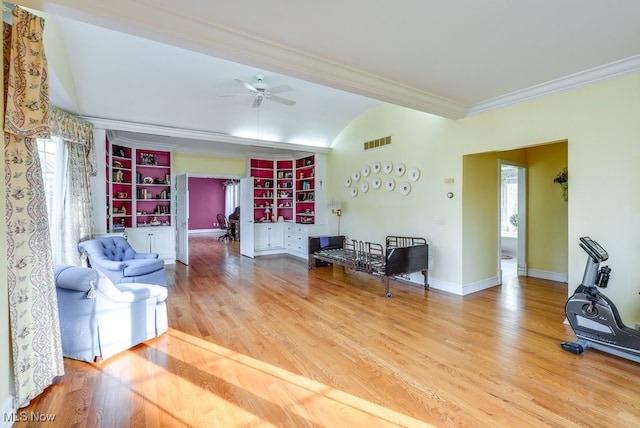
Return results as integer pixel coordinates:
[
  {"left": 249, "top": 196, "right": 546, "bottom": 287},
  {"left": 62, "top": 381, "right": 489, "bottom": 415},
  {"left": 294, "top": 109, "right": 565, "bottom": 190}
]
[
  {"left": 48, "top": 108, "right": 96, "bottom": 264},
  {"left": 4, "top": 7, "right": 64, "bottom": 408}
]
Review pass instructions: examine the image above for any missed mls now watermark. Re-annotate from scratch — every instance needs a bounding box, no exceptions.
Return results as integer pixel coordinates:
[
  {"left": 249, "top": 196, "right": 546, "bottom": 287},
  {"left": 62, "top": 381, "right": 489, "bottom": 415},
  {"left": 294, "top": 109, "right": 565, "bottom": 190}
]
[{"left": 3, "top": 411, "right": 57, "bottom": 423}]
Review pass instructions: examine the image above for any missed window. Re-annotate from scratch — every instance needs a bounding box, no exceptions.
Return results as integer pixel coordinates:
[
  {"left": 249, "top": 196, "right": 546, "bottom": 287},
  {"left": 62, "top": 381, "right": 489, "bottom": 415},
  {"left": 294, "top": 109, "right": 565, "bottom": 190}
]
[
  {"left": 37, "top": 137, "right": 66, "bottom": 263},
  {"left": 500, "top": 166, "right": 518, "bottom": 237}
]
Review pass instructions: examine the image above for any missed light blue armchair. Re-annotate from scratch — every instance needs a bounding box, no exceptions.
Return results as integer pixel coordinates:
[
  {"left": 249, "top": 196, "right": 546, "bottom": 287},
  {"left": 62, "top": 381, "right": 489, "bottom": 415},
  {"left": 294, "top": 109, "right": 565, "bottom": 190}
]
[
  {"left": 78, "top": 236, "right": 167, "bottom": 287},
  {"left": 54, "top": 265, "right": 168, "bottom": 362}
]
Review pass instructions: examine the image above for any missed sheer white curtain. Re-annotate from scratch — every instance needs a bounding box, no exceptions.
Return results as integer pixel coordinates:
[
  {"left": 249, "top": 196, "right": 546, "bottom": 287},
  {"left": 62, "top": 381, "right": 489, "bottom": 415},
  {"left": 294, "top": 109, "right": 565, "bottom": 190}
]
[
  {"left": 47, "top": 108, "right": 96, "bottom": 265},
  {"left": 225, "top": 181, "right": 239, "bottom": 217},
  {"left": 38, "top": 136, "right": 67, "bottom": 264}
]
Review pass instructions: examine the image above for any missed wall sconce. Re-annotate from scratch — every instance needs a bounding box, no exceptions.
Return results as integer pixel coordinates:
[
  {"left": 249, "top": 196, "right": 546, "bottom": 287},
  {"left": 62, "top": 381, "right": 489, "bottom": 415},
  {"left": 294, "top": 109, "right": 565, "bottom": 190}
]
[
  {"left": 327, "top": 200, "right": 343, "bottom": 234},
  {"left": 328, "top": 200, "right": 342, "bottom": 216},
  {"left": 327, "top": 201, "right": 342, "bottom": 217}
]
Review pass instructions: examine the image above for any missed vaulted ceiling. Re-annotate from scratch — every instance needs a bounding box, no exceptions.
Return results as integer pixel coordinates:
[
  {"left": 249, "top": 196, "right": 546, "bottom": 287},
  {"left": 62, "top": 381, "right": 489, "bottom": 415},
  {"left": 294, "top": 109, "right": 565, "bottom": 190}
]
[{"left": 11, "top": 0, "right": 640, "bottom": 156}]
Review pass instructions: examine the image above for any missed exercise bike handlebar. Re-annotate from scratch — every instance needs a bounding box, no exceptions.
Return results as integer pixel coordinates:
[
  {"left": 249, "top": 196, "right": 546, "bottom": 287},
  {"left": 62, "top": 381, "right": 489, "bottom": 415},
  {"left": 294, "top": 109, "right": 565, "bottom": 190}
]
[
  {"left": 579, "top": 236, "right": 608, "bottom": 262},
  {"left": 578, "top": 236, "right": 610, "bottom": 289}
]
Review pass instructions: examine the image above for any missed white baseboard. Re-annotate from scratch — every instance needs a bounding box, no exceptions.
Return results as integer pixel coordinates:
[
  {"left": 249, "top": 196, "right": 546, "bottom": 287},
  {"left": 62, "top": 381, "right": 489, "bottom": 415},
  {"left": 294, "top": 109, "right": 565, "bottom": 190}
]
[
  {"left": 395, "top": 274, "right": 500, "bottom": 296},
  {"left": 188, "top": 228, "right": 223, "bottom": 234},
  {"left": 426, "top": 277, "right": 463, "bottom": 295},
  {"left": 462, "top": 276, "right": 501, "bottom": 295},
  {"left": 1, "top": 395, "right": 15, "bottom": 428},
  {"left": 527, "top": 268, "right": 568, "bottom": 283}
]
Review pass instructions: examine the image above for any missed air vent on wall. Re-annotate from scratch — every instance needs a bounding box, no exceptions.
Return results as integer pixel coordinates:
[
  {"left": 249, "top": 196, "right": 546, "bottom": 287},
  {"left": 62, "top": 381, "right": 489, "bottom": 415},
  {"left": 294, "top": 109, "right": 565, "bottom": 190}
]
[{"left": 364, "top": 136, "right": 391, "bottom": 150}]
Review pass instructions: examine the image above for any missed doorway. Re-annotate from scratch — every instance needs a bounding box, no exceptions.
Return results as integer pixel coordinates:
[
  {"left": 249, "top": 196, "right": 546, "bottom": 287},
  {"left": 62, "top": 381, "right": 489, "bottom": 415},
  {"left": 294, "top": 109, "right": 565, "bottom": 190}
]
[
  {"left": 175, "top": 173, "right": 241, "bottom": 265},
  {"left": 499, "top": 162, "right": 527, "bottom": 282}
]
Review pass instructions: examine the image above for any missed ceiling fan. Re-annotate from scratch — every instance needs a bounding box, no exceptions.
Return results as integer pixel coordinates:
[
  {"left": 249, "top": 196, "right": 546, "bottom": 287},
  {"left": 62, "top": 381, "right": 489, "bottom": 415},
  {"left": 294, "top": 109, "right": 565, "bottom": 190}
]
[{"left": 222, "top": 74, "right": 296, "bottom": 108}]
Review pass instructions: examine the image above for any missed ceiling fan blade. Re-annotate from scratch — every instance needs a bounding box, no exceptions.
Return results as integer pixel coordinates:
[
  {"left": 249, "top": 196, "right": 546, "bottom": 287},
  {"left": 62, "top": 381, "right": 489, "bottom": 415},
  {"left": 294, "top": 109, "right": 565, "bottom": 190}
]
[
  {"left": 235, "top": 78, "right": 258, "bottom": 93},
  {"left": 252, "top": 96, "right": 263, "bottom": 108},
  {"left": 269, "top": 95, "right": 296, "bottom": 106},
  {"left": 267, "top": 84, "right": 293, "bottom": 94}
]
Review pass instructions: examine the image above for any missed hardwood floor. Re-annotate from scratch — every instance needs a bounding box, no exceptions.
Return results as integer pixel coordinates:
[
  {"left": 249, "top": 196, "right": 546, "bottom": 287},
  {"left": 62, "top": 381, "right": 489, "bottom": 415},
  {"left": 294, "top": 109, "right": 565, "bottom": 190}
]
[{"left": 13, "top": 234, "right": 640, "bottom": 427}]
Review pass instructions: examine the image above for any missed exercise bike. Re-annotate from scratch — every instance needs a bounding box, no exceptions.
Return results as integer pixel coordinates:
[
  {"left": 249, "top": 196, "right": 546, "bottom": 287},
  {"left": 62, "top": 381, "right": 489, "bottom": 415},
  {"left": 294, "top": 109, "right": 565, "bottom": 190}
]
[{"left": 562, "top": 236, "right": 640, "bottom": 362}]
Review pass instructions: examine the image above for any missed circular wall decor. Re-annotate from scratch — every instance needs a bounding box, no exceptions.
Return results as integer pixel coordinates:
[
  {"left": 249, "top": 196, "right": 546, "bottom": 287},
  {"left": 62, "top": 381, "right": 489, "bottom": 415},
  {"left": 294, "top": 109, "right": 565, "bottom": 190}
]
[
  {"left": 395, "top": 163, "right": 406, "bottom": 176},
  {"left": 408, "top": 167, "right": 421, "bottom": 182},
  {"left": 382, "top": 161, "right": 393, "bottom": 174},
  {"left": 344, "top": 177, "right": 352, "bottom": 187},
  {"left": 399, "top": 182, "right": 411, "bottom": 195},
  {"left": 352, "top": 171, "right": 361, "bottom": 182},
  {"left": 371, "top": 161, "right": 381, "bottom": 174},
  {"left": 360, "top": 181, "right": 369, "bottom": 193},
  {"left": 350, "top": 186, "right": 358, "bottom": 197},
  {"left": 361, "top": 165, "right": 371, "bottom": 177},
  {"left": 371, "top": 176, "right": 382, "bottom": 189},
  {"left": 385, "top": 178, "right": 396, "bottom": 191}
]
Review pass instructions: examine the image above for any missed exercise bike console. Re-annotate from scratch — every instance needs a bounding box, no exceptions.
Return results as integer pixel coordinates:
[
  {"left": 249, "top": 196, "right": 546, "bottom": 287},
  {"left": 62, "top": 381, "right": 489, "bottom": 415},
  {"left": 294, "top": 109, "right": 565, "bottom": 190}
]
[{"left": 562, "top": 236, "right": 640, "bottom": 362}]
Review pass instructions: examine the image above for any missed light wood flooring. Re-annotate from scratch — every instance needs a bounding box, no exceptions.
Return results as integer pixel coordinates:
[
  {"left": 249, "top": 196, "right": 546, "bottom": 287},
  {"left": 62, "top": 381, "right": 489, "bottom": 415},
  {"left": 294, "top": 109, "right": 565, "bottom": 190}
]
[{"left": 12, "top": 234, "right": 640, "bottom": 427}]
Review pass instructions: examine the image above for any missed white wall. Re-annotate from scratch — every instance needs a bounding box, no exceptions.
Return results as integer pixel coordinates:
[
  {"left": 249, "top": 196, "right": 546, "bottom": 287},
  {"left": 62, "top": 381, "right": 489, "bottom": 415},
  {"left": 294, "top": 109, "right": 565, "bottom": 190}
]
[{"left": 329, "top": 73, "right": 640, "bottom": 323}]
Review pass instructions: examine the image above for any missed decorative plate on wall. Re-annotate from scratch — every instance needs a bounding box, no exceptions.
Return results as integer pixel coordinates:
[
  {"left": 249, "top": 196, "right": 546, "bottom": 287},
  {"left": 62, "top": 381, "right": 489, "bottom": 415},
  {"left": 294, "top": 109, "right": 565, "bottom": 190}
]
[
  {"left": 383, "top": 161, "right": 393, "bottom": 174},
  {"left": 371, "top": 161, "right": 381, "bottom": 174},
  {"left": 361, "top": 165, "right": 371, "bottom": 177},
  {"left": 350, "top": 187, "right": 358, "bottom": 197},
  {"left": 385, "top": 178, "right": 396, "bottom": 191},
  {"left": 352, "top": 171, "right": 361, "bottom": 182},
  {"left": 360, "top": 181, "right": 369, "bottom": 193},
  {"left": 344, "top": 177, "right": 352, "bottom": 187},
  {"left": 371, "top": 176, "right": 382, "bottom": 189},
  {"left": 395, "top": 163, "right": 406, "bottom": 176},
  {"left": 408, "top": 167, "right": 421, "bottom": 182},
  {"left": 399, "top": 182, "right": 411, "bottom": 195}
]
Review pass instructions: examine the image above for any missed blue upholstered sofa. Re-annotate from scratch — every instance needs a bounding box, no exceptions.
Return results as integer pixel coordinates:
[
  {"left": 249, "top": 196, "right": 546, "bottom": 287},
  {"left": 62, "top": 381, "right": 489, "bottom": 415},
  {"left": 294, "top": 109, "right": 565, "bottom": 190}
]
[
  {"left": 78, "top": 236, "right": 167, "bottom": 287},
  {"left": 54, "top": 265, "right": 168, "bottom": 362}
]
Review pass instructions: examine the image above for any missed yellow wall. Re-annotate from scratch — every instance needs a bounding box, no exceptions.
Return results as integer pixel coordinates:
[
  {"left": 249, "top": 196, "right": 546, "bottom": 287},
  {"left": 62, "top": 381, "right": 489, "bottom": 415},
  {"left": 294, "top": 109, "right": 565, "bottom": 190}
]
[
  {"left": 330, "top": 73, "right": 640, "bottom": 324},
  {"left": 526, "top": 142, "right": 569, "bottom": 274},
  {"left": 173, "top": 153, "right": 246, "bottom": 176},
  {"left": 462, "top": 142, "right": 568, "bottom": 284}
]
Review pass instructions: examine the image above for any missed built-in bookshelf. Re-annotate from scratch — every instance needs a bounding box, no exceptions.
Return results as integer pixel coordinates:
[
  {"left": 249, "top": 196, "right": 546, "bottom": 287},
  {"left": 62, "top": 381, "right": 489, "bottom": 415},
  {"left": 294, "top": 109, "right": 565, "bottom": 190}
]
[
  {"left": 106, "top": 141, "right": 172, "bottom": 233},
  {"left": 250, "top": 158, "right": 275, "bottom": 222},
  {"left": 295, "top": 155, "right": 315, "bottom": 224},
  {"left": 275, "top": 159, "right": 294, "bottom": 221}
]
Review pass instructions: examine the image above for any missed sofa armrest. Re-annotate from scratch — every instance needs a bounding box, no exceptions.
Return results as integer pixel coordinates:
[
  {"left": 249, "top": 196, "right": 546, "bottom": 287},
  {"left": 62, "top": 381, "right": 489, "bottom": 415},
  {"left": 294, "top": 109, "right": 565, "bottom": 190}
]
[{"left": 54, "top": 265, "right": 98, "bottom": 292}]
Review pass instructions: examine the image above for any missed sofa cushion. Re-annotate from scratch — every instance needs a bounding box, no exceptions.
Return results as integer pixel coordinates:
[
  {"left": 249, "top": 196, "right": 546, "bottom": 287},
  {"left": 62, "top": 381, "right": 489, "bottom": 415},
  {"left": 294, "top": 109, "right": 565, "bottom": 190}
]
[
  {"left": 123, "top": 258, "right": 164, "bottom": 277},
  {"left": 54, "top": 265, "right": 98, "bottom": 292},
  {"left": 118, "top": 282, "right": 168, "bottom": 303}
]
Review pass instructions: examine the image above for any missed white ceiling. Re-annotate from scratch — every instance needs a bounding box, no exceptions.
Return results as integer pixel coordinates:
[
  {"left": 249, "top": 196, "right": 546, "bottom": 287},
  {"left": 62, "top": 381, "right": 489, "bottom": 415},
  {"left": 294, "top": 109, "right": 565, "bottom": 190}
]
[{"left": 12, "top": 0, "right": 640, "bottom": 156}]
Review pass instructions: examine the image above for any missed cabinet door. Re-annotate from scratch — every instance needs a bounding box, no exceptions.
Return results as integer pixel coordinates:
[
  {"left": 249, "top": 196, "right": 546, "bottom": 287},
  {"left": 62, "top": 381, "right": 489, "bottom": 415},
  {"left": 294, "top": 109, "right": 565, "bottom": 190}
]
[
  {"left": 269, "top": 223, "right": 284, "bottom": 249},
  {"left": 127, "top": 228, "right": 151, "bottom": 253},
  {"left": 126, "top": 227, "right": 175, "bottom": 262},
  {"left": 149, "top": 227, "right": 175, "bottom": 260},
  {"left": 254, "top": 224, "right": 269, "bottom": 250}
]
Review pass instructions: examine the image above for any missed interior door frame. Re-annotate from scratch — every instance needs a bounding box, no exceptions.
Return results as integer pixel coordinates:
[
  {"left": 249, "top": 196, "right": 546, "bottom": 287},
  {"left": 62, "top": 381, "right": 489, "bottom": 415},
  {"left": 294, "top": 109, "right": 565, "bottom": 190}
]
[
  {"left": 498, "top": 160, "right": 528, "bottom": 280},
  {"left": 175, "top": 172, "right": 243, "bottom": 264},
  {"left": 175, "top": 173, "right": 189, "bottom": 265}
]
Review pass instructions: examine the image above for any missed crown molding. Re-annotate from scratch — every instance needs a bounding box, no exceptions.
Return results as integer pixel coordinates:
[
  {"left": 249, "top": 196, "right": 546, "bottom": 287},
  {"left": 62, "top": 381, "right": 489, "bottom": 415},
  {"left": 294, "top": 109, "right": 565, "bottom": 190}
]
[
  {"left": 467, "top": 55, "right": 640, "bottom": 117},
  {"left": 85, "top": 117, "right": 331, "bottom": 156}
]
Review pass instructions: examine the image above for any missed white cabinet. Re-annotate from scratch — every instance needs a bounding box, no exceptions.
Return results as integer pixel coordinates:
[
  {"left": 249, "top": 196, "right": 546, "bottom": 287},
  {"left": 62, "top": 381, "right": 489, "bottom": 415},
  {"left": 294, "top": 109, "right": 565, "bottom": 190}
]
[
  {"left": 285, "top": 223, "right": 324, "bottom": 259},
  {"left": 254, "top": 223, "right": 284, "bottom": 252},
  {"left": 126, "top": 226, "right": 175, "bottom": 263}
]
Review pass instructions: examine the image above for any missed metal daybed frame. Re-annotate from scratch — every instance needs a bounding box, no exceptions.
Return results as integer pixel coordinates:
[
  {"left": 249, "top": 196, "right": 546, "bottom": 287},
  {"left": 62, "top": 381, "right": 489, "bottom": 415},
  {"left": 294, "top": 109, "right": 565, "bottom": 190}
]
[{"left": 310, "top": 236, "right": 429, "bottom": 298}]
